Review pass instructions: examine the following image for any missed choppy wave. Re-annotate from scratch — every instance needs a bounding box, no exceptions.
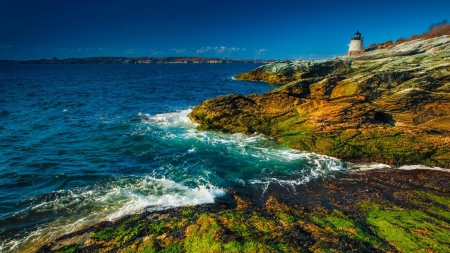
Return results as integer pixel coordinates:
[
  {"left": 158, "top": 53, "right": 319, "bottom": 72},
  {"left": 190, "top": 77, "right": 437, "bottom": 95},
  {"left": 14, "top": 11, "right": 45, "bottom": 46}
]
[
  {"left": 141, "top": 109, "right": 346, "bottom": 186},
  {"left": 1, "top": 108, "right": 347, "bottom": 252},
  {"left": 1, "top": 63, "right": 276, "bottom": 252},
  {"left": 2, "top": 176, "right": 223, "bottom": 252}
]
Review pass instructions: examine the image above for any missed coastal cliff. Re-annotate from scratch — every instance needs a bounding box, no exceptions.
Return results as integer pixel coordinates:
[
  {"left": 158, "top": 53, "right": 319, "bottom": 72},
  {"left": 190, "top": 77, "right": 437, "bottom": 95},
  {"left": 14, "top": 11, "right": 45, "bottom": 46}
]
[{"left": 189, "top": 36, "right": 450, "bottom": 168}]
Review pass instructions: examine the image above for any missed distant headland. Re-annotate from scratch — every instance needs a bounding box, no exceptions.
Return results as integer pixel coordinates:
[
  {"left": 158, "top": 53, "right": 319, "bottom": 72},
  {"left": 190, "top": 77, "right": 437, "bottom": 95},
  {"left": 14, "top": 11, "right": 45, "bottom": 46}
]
[{"left": 0, "top": 56, "right": 273, "bottom": 65}]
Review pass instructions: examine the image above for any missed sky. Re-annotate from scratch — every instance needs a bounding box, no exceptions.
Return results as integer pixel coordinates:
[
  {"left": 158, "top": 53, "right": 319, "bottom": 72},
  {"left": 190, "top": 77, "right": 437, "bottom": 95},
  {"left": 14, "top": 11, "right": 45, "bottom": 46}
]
[{"left": 0, "top": 0, "right": 449, "bottom": 60}]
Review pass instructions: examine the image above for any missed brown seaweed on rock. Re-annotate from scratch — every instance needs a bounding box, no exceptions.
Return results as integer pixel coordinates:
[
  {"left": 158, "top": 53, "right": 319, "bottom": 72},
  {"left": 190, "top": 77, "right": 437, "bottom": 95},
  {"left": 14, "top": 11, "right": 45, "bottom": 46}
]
[
  {"left": 38, "top": 169, "right": 450, "bottom": 253},
  {"left": 190, "top": 36, "right": 450, "bottom": 168}
]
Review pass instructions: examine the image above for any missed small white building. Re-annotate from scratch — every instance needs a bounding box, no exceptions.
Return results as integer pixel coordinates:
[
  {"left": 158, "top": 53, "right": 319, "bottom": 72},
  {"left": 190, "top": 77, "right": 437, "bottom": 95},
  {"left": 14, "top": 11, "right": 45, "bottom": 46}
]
[{"left": 348, "top": 31, "right": 364, "bottom": 56}]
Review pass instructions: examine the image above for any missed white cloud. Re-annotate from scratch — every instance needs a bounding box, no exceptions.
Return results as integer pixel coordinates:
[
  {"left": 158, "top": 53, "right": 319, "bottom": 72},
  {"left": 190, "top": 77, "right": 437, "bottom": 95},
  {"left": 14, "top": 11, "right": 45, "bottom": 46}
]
[
  {"left": 255, "top": 49, "right": 268, "bottom": 56},
  {"left": 214, "top": 46, "right": 227, "bottom": 53},
  {"left": 197, "top": 46, "right": 244, "bottom": 54},
  {"left": 172, "top": 48, "right": 186, "bottom": 53},
  {"left": 196, "top": 46, "right": 212, "bottom": 53}
]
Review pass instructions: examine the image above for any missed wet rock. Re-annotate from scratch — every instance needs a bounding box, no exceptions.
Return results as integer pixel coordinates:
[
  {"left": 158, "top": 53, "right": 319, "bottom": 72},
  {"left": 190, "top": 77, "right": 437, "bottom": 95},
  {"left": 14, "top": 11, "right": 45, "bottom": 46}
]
[
  {"left": 190, "top": 36, "right": 450, "bottom": 168},
  {"left": 37, "top": 169, "right": 450, "bottom": 253}
]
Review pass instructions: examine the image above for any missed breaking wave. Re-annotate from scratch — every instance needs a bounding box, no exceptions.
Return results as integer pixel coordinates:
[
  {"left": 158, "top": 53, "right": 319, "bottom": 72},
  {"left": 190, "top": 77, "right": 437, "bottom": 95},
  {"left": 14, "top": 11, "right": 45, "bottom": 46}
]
[{"left": 2, "top": 176, "right": 224, "bottom": 252}]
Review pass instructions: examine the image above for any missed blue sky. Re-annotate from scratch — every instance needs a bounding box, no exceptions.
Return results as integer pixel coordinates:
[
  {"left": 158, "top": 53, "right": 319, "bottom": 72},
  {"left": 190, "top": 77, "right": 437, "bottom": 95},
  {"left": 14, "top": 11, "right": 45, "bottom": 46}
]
[{"left": 1, "top": 0, "right": 449, "bottom": 60}]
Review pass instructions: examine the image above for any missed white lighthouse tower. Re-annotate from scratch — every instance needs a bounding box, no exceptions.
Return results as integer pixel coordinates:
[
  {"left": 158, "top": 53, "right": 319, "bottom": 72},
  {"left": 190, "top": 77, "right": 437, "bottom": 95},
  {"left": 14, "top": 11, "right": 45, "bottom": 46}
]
[{"left": 347, "top": 31, "right": 364, "bottom": 56}]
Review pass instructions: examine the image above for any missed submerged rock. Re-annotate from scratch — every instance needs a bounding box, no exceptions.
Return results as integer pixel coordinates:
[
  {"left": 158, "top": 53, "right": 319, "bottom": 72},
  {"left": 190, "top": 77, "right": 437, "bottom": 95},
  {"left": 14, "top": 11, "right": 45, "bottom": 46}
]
[{"left": 190, "top": 36, "right": 450, "bottom": 168}]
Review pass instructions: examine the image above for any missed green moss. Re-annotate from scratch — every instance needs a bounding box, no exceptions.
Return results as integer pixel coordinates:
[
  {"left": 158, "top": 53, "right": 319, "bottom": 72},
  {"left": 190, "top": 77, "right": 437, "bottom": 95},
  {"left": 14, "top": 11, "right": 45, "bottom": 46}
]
[
  {"left": 224, "top": 240, "right": 270, "bottom": 252},
  {"left": 114, "top": 220, "right": 145, "bottom": 245},
  {"left": 91, "top": 219, "right": 147, "bottom": 247},
  {"left": 148, "top": 221, "right": 165, "bottom": 234},
  {"left": 275, "top": 117, "right": 301, "bottom": 130},
  {"left": 273, "top": 243, "right": 290, "bottom": 252},
  {"left": 311, "top": 216, "right": 327, "bottom": 228},
  {"left": 55, "top": 244, "right": 78, "bottom": 253},
  {"left": 360, "top": 201, "right": 450, "bottom": 252},
  {"left": 278, "top": 131, "right": 316, "bottom": 151},
  {"left": 161, "top": 242, "right": 182, "bottom": 253},
  {"left": 249, "top": 212, "right": 277, "bottom": 234},
  {"left": 409, "top": 191, "right": 450, "bottom": 220},
  {"left": 138, "top": 239, "right": 158, "bottom": 253},
  {"left": 278, "top": 212, "right": 296, "bottom": 224},
  {"left": 182, "top": 212, "right": 274, "bottom": 253},
  {"left": 91, "top": 227, "right": 114, "bottom": 241},
  {"left": 311, "top": 209, "right": 387, "bottom": 249},
  {"left": 181, "top": 206, "right": 194, "bottom": 216},
  {"left": 331, "top": 136, "right": 364, "bottom": 158},
  {"left": 221, "top": 210, "right": 248, "bottom": 235},
  {"left": 193, "top": 113, "right": 206, "bottom": 120},
  {"left": 183, "top": 214, "right": 224, "bottom": 253},
  {"left": 423, "top": 192, "right": 450, "bottom": 207}
]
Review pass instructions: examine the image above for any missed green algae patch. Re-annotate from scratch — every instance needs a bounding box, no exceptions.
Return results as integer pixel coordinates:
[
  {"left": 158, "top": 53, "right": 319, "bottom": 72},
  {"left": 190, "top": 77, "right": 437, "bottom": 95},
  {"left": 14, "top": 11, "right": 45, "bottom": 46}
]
[
  {"left": 219, "top": 210, "right": 250, "bottom": 237},
  {"left": 409, "top": 191, "right": 450, "bottom": 220},
  {"left": 421, "top": 192, "right": 450, "bottom": 207},
  {"left": 55, "top": 244, "right": 78, "bottom": 253},
  {"left": 37, "top": 170, "right": 450, "bottom": 253},
  {"left": 182, "top": 213, "right": 271, "bottom": 253},
  {"left": 90, "top": 217, "right": 147, "bottom": 248},
  {"left": 91, "top": 227, "right": 115, "bottom": 241},
  {"left": 183, "top": 211, "right": 274, "bottom": 252},
  {"left": 311, "top": 209, "right": 388, "bottom": 250},
  {"left": 360, "top": 201, "right": 450, "bottom": 252},
  {"left": 183, "top": 214, "right": 224, "bottom": 253}
]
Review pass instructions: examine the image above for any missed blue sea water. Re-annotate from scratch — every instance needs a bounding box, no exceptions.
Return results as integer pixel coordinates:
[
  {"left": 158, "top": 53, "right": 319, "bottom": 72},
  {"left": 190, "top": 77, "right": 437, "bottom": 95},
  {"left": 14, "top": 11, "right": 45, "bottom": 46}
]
[{"left": 0, "top": 63, "right": 345, "bottom": 252}]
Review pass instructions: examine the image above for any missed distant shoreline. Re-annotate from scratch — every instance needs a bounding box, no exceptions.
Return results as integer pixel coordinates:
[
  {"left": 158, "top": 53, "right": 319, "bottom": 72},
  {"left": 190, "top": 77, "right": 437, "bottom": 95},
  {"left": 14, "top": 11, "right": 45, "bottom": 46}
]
[{"left": 0, "top": 56, "right": 273, "bottom": 65}]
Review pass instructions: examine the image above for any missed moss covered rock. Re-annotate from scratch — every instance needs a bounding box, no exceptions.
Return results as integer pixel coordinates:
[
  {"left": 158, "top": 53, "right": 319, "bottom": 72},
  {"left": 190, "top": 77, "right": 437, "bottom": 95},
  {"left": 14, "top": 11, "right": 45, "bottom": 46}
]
[
  {"left": 38, "top": 169, "right": 450, "bottom": 253},
  {"left": 190, "top": 36, "right": 450, "bottom": 168}
]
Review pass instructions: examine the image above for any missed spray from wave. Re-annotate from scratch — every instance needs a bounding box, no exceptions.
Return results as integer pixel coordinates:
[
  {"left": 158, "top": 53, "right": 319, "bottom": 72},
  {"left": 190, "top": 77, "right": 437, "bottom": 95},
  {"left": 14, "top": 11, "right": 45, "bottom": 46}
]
[
  {"left": 2, "top": 108, "right": 346, "bottom": 252},
  {"left": 2, "top": 176, "right": 223, "bottom": 252},
  {"left": 140, "top": 109, "right": 346, "bottom": 187}
]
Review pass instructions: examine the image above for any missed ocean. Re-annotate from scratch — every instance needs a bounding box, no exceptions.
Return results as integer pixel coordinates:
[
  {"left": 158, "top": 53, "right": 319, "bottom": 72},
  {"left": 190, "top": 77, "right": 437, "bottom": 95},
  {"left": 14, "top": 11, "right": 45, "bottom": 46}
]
[{"left": 0, "top": 63, "right": 345, "bottom": 252}]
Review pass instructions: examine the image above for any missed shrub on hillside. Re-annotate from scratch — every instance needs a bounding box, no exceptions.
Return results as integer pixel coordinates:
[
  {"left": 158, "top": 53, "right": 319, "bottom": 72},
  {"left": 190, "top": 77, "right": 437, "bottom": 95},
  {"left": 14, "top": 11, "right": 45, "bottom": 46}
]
[{"left": 396, "top": 20, "right": 450, "bottom": 44}]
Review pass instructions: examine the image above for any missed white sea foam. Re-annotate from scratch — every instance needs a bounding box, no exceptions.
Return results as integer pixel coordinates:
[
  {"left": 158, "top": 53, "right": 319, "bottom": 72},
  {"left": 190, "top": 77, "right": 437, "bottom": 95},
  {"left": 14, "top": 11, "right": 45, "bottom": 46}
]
[
  {"left": 2, "top": 176, "right": 223, "bottom": 252},
  {"left": 103, "top": 177, "right": 224, "bottom": 220},
  {"left": 396, "top": 165, "right": 450, "bottom": 172},
  {"left": 141, "top": 108, "right": 346, "bottom": 181},
  {"left": 349, "top": 163, "right": 450, "bottom": 173},
  {"left": 249, "top": 154, "right": 344, "bottom": 191},
  {"left": 5, "top": 108, "right": 347, "bottom": 252},
  {"left": 348, "top": 163, "right": 392, "bottom": 171},
  {"left": 140, "top": 109, "right": 197, "bottom": 128}
]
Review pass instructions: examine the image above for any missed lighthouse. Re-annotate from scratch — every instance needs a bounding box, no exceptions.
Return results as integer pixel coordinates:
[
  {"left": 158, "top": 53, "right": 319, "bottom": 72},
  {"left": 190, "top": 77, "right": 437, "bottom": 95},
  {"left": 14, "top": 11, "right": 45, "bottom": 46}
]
[{"left": 347, "top": 31, "right": 364, "bottom": 56}]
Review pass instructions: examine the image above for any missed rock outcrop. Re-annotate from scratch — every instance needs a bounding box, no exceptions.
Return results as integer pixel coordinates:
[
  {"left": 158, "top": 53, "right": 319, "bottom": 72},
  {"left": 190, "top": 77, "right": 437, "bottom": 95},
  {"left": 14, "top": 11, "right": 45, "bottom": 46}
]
[
  {"left": 190, "top": 36, "right": 450, "bottom": 167},
  {"left": 37, "top": 169, "right": 450, "bottom": 252}
]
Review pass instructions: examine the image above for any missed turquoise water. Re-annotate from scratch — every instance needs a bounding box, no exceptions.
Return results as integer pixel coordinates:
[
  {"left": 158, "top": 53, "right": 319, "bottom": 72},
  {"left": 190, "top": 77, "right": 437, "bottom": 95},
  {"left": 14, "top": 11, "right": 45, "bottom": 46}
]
[{"left": 0, "top": 63, "right": 345, "bottom": 252}]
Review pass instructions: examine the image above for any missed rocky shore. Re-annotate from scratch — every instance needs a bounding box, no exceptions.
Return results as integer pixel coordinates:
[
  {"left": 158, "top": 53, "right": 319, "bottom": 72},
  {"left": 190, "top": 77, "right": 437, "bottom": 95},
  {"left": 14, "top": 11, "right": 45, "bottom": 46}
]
[
  {"left": 189, "top": 35, "right": 450, "bottom": 168},
  {"left": 30, "top": 36, "right": 450, "bottom": 253},
  {"left": 37, "top": 168, "right": 450, "bottom": 252}
]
